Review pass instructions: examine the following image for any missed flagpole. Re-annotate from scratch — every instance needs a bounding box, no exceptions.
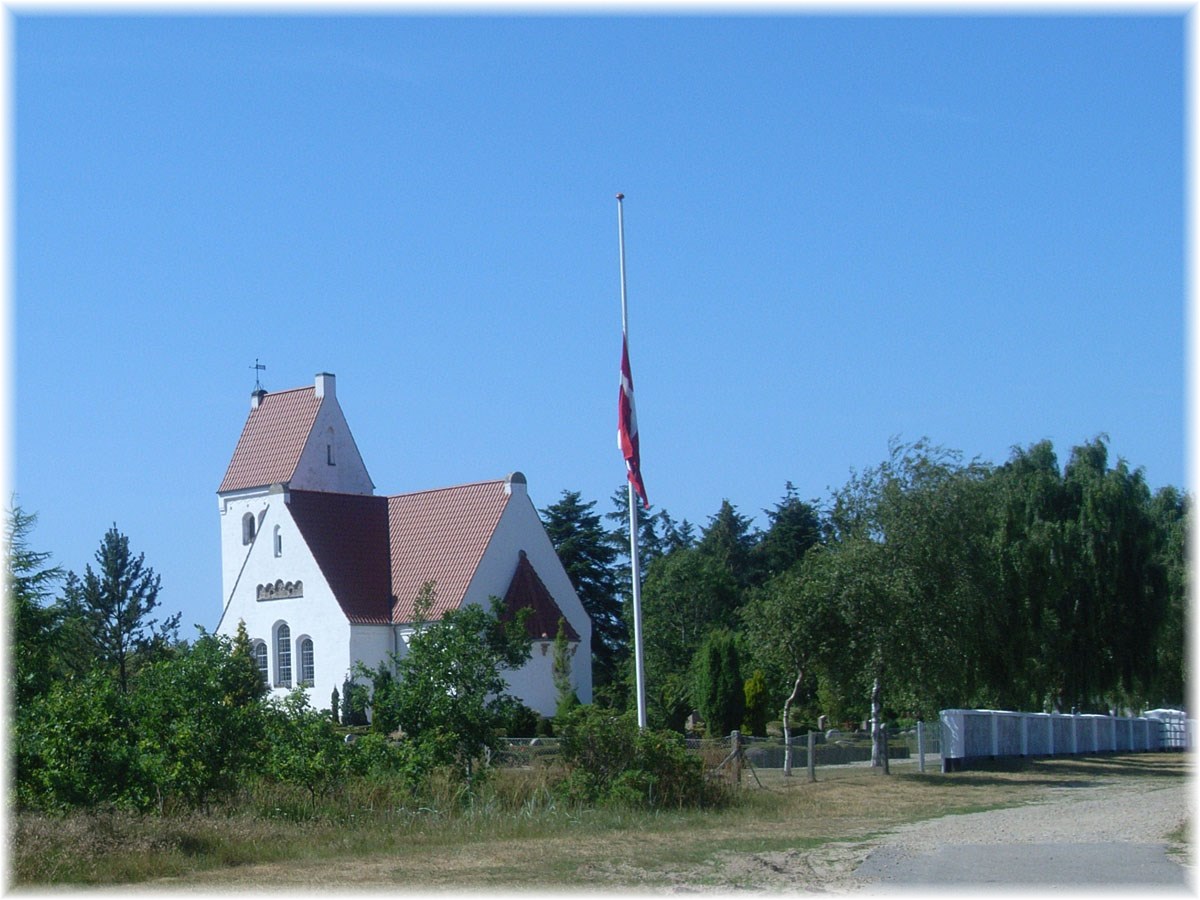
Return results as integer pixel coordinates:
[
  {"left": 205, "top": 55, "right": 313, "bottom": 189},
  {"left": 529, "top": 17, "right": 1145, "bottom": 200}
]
[{"left": 616, "top": 192, "right": 648, "bottom": 730}]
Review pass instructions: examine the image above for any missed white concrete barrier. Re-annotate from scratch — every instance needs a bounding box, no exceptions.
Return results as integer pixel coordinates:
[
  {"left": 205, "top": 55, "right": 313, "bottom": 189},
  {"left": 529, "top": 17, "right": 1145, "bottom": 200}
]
[{"left": 940, "top": 708, "right": 1179, "bottom": 770}]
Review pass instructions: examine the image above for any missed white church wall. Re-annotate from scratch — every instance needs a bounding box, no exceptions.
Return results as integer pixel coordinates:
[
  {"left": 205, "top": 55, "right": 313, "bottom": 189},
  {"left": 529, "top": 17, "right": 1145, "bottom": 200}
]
[
  {"left": 503, "top": 638, "right": 582, "bottom": 717},
  {"left": 216, "top": 494, "right": 352, "bottom": 711},
  {"left": 288, "top": 374, "right": 374, "bottom": 495},
  {"left": 216, "top": 487, "right": 273, "bottom": 607},
  {"left": 348, "top": 624, "right": 396, "bottom": 688},
  {"left": 461, "top": 481, "right": 594, "bottom": 714}
]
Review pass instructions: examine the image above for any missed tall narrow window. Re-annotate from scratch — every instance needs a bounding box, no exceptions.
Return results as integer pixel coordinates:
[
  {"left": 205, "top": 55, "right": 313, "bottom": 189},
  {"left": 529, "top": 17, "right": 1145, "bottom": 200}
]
[
  {"left": 299, "top": 637, "right": 314, "bottom": 686},
  {"left": 253, "top": 640, "right": 268, "bottom": 684},
  {"left": 276, "top": 624, "right": 291, "bottom": 688},
  {"left": 242, "top": 512, "right": 256, "bottom": 545},
  {"left": 273, "top": 525, "right": 282, "bottom": 557}
]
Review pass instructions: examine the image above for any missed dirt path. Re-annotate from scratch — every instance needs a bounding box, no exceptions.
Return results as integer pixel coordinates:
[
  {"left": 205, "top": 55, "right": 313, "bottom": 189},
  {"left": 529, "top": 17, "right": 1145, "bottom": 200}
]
[{"left": 673, "top": 766, "right": 1192, "bottom": 892}]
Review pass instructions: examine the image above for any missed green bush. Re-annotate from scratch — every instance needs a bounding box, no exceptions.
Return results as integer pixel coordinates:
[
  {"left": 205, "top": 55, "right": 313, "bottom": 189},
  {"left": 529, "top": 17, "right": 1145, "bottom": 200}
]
[
  {"left": 555, "top": 705, "right": 717, "bottom": 809},
  {"left": 691, "top": 630, "right": 744, "bottom": 739},
  {"left": 16, "top": 671, "right": 146, "bottom": 811}
]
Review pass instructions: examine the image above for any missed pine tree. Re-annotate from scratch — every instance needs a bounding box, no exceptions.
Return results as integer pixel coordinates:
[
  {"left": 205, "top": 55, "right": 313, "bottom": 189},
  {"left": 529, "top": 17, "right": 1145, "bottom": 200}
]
[
  {"left": 541, "top": 491, "right": 625, "bottom": 687},
  {"left": 697, "top": 499, "right": 760, "bottom": 589},
  {"left": 62, "top": 525, "right": 180, "bottom": 693},
  {"left": 8, "top": 504, "right": 64, "bottom": 707}
]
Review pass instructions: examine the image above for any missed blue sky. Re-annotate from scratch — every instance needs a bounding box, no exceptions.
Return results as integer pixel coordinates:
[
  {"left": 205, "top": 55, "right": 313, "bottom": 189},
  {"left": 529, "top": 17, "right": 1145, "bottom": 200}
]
[{"left": 11, "top": 12, "right": 1186, "bottom": 638}]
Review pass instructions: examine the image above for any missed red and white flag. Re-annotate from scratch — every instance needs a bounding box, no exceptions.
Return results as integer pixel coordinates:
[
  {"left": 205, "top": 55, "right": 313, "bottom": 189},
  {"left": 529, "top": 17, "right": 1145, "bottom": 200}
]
[{"left": 618, "top": 333, "right": 649, "bottom": 509}]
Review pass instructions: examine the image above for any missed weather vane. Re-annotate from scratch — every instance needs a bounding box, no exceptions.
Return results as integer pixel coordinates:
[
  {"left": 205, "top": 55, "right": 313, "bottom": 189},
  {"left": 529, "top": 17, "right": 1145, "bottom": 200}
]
[{"left": 250, "top": 359, "right": 266, "bottom": 392}]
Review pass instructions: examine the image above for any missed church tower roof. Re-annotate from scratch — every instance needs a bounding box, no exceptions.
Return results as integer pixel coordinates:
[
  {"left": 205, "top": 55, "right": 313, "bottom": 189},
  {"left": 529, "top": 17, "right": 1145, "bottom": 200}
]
[
  {"left": 218, "top": 385, "right": 322, "bottom": 493},
  {"left": 218, "top": 372, "right": 372, "bottom": 495}
]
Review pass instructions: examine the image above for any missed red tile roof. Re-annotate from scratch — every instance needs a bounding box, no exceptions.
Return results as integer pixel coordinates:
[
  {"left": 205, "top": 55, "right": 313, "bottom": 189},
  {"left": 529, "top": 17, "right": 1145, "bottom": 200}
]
[
  {"left": 288, "top": 490, "right": 392, "bottom": 625},
  {"left": 503, "top": 551, "right": 580, "bottom": 642},
  {"left": 219, "top": 388, "right": 322, "bottom": 493},
  {"left": 387, "top": 480, "right": 512, "bottom": 624}
]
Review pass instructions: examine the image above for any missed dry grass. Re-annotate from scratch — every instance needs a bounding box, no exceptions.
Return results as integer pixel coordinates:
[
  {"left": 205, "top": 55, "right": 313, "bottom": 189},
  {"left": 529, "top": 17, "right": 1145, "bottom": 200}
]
[{"left": 13, "top": 753, "right": 1189, "bottom": 890}]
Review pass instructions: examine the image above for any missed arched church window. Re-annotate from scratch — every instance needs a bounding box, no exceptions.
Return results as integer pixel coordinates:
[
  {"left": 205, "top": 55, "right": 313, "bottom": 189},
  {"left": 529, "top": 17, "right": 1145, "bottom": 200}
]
[
  {"left": 273, "top": 525, "right": 282, "bottom": 557},
  {"left": 242, "top": 512, "right": 256, "bottom": 545},
  {"left": 276, "top": 623, "right": 292, "bottom": 688},
  {"left": 299, "top": 637, "right": 314, "bottom": 686},
  {"left": 252, "top": 640, "right": 268, "bottom": 684}
]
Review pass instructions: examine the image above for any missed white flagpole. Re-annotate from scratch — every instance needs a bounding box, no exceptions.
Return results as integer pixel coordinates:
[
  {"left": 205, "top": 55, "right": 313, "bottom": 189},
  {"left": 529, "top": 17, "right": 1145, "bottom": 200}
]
[{"left": 616, "top": 192, "right": 648, "bottom": 730}]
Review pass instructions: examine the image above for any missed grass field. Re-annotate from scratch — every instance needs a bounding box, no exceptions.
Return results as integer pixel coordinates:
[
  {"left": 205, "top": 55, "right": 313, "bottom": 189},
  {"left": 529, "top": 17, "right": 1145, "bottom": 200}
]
[{"left": 11, "top": 753, "right": 1190, "bottom": 890}]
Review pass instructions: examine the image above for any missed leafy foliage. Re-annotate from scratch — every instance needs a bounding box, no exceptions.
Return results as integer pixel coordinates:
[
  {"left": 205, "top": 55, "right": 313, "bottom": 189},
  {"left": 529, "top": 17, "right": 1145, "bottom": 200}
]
[
  {"left": 131, "top": 626, "right": 267, "bottom": 811},
  {"left": 263, "top": 690, "right": 351, "bottom": 805},
  {"left": 366, "top": 593, "right": 531, "bottom": 780},
  {"left": 556, "top": 705, "right": 715, "bottom": 808}
]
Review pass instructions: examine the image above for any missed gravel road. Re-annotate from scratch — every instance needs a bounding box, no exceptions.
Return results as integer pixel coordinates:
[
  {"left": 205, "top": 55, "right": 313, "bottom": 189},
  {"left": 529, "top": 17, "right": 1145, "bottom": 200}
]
[
  {"left": 853, "top": 774, "right": 1191, "bottom": 890},
  {"left": 703, "top": 760, "right": 1192, "bottom": 893}
]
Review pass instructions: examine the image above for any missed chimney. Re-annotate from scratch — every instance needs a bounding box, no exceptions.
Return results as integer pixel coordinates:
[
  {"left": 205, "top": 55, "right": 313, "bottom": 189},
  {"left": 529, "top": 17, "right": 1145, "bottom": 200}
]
[{"left": 315, "top": 372, "right": 335, "bottom": 400}]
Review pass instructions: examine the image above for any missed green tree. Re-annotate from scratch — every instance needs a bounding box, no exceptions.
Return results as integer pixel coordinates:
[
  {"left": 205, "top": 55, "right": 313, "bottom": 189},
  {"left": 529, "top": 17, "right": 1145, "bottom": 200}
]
[
  {"left": 552, "top": 617, "right": 580, "bottom": 719},
  {"left": 822, "top": 440, "right": 996, "bottom": 769},
  {"left": 983, "top": 441, "right": 1071, "bottom": 710},
  {"left": 754, "top": 483, "right": 822, "bottom": 578},
  {"left": 15, "top": 669, "right": 144, "bottom": 810},
  {"left": 696, "top": 499, "right": 761, "bottom": 589},
  {"left": 741, "top": 668, "right": 770, "bottom": 737},
  {"left": 132, "top": 624, "right": 268, "bottom": 811},
  {"left": 62, "top": 525, "right": 180, "bottom": 692},
  {"left": 369, "top": 592, "right": 531, "bottom": 780},
  {"left": 264, "top": 689, "right": 350, "bottom": 806},
  {"left": 607, "top": 486, "right": 672, "bottom": 570},
  {"left": 7, "top": 504, "right": 65, "bottom": 708},
  {"left": 638, "top": 547, "right": 740, "bottom": 729},
  {"left": 1149, "top": 485, "right": 1187, "bottom": 706},
  {"left": 556, "top": 705, "right": 712, "bottom": 809},
  {"left": 740, "top": 557, "right": 841, "bottom": 772},
  {"left": 690, "top": 629, "right": 744, "bottom": 738},
  {"left": 541, "top": 491, "right": 624, "bottom": 688},
  {"left": 1055, "top": 438, "right": 1168, "bottom": 712}
]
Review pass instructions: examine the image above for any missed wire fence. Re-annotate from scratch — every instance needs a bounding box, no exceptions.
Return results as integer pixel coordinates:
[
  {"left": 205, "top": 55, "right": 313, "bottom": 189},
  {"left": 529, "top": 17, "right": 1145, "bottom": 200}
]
[{"left": 495, "top": 722, "right": 943, "bottom": 779}]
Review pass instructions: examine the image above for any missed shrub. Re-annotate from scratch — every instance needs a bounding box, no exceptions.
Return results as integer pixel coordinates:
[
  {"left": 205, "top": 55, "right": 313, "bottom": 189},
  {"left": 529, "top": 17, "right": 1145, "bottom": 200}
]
[
  {"left": 691, "top": 630, "right": 744, "bottom": 739},
  {"left": 500, "top": 701, "right": 539, "bottom": 738},
  {"left": 742, "top": 668, "right": 770, "bottom": 737},
  {"left": 556, "top": 705, "right": 716, "bottom": 809}
]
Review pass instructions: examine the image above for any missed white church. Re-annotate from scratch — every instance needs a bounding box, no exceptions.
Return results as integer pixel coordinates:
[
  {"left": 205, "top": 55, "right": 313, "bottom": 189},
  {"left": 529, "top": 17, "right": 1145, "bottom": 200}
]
[{"left": 215, "top": 372, "right": 593, "bottom": 717}]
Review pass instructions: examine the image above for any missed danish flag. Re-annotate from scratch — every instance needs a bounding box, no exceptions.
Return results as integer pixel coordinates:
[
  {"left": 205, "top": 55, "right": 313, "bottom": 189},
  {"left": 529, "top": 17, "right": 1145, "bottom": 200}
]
[{"left": 618, "top": 333, "right": 649, "bottom": 509}]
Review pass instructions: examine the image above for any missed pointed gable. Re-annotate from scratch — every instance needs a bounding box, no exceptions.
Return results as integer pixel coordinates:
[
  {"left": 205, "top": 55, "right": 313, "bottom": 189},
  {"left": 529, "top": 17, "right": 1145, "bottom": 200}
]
[
  {"left": 287, "top": 490, "right": 392, "bottom": 624},
  {"left": 503, "top": 550, "right": 580, "bottom": 641},
  {"left": 387, "top": 480, "right": 511, "bottom": 624},
  {"left": 219, "top": 387, "right": 322, "bottom": 493}
]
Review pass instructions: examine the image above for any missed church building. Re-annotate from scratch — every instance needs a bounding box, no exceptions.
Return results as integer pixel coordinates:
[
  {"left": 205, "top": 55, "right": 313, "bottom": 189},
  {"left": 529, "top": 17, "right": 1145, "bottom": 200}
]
[{"left": 215, "top": 372, "right": 592, "bottom": 716}]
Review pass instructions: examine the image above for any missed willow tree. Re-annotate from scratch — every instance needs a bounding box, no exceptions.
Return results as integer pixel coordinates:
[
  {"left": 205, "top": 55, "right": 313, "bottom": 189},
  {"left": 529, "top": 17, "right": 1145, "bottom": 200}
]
[{"left": 821, "top": 440, "right": 996, "bottom": 770}]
